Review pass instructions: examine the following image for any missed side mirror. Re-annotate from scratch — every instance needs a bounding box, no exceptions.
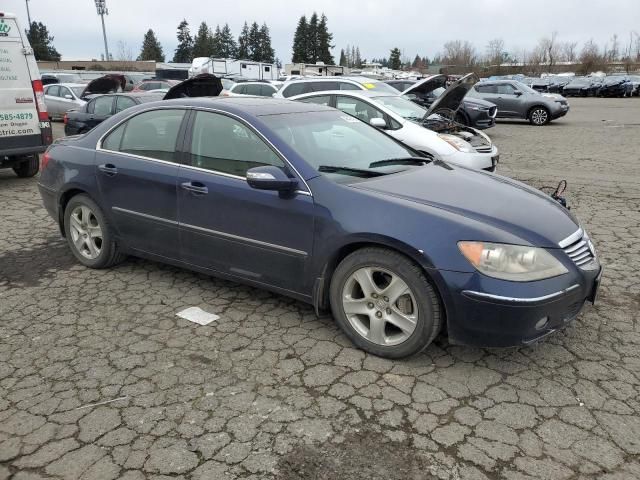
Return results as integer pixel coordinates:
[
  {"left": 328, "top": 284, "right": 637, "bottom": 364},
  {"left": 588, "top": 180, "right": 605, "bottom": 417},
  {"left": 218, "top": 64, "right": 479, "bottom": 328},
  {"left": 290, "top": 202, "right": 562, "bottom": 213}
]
[
  {"left": 246, "top": 165, "right": 298, "bottom": 194},
  {"left": 64, "top": 94, "right": 73, "bottom": 100},
  {"left": 369, "top": 117, "right": 386, "bottom": 129},
  {"left": 513, "top": 90, "right": 523, "bottom": 96}
]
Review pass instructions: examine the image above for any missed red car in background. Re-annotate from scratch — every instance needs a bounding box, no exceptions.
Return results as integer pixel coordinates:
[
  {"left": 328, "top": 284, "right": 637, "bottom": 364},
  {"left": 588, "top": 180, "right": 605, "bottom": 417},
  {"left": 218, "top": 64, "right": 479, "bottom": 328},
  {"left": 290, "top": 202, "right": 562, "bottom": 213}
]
[{"left": 131, "top": 79, "right": 180, "bottom": 92}]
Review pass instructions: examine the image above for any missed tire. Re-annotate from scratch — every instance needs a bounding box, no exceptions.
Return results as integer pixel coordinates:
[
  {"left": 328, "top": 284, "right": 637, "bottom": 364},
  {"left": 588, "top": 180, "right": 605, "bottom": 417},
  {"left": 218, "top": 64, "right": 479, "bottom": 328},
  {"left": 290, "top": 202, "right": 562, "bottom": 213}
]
[
  {"left": 528, "top": 106, "right": 550, "bottom": 126},
  {"left": 12, "top": 155, "right": 40, "bottom": 178},
  {"left": 63, "top": 194, "right": 126, "bottom": 268},
  {"left": 329, "top": 247, "right": 442, "bottom": 358}
]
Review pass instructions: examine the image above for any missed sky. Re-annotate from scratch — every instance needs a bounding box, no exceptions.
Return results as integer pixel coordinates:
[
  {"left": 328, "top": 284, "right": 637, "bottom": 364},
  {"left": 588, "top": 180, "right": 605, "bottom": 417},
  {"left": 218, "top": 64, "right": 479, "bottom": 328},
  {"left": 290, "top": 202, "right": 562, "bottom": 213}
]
[{"left": 4, "top": 0, "right": 640, "bottom": 63}]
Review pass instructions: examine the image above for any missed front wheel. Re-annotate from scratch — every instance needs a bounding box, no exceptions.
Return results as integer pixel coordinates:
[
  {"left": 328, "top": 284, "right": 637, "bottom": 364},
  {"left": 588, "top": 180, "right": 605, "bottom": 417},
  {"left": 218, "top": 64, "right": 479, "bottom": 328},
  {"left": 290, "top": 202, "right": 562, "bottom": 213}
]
[
  {"left": 529, "top": 107, "right": 550, "bottom": 126},
  {"left": 64, "top": 194, "right": 126, "bottom": 268},
  {"left": 329, "top": 247, "right": 442, "bottom": 358},
  {"left": 12, "top": 155, "right": 40, "bottom": 178}
]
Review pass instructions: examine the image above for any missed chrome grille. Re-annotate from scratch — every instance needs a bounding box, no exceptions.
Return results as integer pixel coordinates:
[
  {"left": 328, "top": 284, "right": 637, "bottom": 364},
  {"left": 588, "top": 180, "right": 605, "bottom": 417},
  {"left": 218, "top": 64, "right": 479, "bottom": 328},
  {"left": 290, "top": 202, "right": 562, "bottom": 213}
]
[
  {"left": 488, "top": 106, "right": 497, "bottom": 118},
  {"left": 559, "top": 228, "right": 597, "bottom": 268}
]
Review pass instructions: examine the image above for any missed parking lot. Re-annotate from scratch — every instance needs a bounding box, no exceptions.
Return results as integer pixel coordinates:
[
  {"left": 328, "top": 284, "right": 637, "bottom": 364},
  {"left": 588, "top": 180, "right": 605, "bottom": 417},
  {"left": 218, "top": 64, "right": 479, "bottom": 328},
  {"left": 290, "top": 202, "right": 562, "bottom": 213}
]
[{"left": 0, "top": 97, "right": 639, "bottom": 479}]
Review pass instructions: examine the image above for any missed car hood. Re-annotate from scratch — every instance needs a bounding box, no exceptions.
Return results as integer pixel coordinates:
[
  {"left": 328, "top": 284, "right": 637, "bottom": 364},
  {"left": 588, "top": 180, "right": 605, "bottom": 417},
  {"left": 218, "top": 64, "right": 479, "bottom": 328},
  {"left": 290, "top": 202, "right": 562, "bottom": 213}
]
[
  {"left": 402, "top": 73, "right": 478, "bottom": 116},
  {"left": 81, "top": 75, "right": 126, "bottom": 98},
  {"left": 350, "top": 162, "right": 579, "bottom": 247},
  {"left": 163, "top": 74, "right": 222, "bottom": 99}
]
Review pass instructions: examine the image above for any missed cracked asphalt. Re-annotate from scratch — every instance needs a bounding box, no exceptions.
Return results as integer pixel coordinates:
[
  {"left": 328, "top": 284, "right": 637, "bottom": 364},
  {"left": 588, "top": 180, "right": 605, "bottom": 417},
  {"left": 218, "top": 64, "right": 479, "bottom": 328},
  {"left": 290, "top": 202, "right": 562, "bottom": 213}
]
[{"left": 1, "top": 98, "right": 639, "bottom": 479}]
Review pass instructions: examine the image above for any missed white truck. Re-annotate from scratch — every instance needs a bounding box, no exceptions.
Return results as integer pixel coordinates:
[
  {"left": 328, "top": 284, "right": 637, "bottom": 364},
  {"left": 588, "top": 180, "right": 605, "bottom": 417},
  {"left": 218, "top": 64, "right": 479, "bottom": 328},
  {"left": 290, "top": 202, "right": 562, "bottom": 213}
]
[
  {"left": 0, "top": 11, "right": 52, "bottom": 178},
  {"left": 189, "top": 57, "right": 278, "bottom": 81}
]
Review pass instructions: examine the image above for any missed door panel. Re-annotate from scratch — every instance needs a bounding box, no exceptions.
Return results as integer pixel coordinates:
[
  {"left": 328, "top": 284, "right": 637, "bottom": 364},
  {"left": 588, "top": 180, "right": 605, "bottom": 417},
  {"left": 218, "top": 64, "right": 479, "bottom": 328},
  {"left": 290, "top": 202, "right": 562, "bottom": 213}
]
[
  {"left": 178, "top": 110, "right": 315, "bottom": 293},
  {"left": 95, "top": 108, "right": 187, "bottom": 259}
]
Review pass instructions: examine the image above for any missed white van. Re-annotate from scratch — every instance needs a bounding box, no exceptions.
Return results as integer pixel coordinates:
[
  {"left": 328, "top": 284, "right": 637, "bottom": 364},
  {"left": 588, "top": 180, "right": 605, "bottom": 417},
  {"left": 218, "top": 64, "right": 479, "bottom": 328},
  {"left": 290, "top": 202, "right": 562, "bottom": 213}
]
[{"left": 0, "top": 11, "right": 52, "bottom": 178}]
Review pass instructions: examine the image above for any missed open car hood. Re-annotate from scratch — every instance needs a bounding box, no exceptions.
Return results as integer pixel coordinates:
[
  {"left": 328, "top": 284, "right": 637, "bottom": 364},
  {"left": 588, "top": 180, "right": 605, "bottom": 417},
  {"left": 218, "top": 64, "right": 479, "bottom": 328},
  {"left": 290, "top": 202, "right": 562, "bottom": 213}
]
[
  {"left": 163, "top": 74, "right": 223, "bottom": 100},
  {"left": 81, "top": 75, "right": 126, "bottom": 98},
  {"left": 402, "top": 73, "right": 478, "bottom": 116}
]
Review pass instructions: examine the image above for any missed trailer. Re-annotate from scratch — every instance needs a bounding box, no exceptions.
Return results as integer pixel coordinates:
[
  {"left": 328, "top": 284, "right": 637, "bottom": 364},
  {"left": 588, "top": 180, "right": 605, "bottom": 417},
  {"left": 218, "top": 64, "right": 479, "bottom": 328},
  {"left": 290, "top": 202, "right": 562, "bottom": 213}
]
[{"left": 189, "top": 58, "right": 278, "bottom": 80}]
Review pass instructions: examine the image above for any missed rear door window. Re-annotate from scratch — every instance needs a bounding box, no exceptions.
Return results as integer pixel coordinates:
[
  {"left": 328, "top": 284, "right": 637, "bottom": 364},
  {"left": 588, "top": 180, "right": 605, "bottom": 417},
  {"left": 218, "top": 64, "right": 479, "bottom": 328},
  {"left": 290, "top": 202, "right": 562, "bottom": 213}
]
[
  {"left": 259, "top": 84, "right": 276, "bottom": 96},
  {"left": 244, "top": 84, "right": 263, "bottom": 96},
  {"left": 103, "top": 109, "right": 185, "bottom": 162},
  {"left": 93, "top": 96, "right": 114, "bottom": 115},
  {"left": 476, "top": 84, "right": 497, "bottom": 94},
  {"left": 311, "top": 81, "right": 338, "bottom": 92},
  {"left": 339, "top": 82, "right": 361, "bottom": 91},
  {"left": 115, "top": 96, "right": 138, "bottom": 113},
  {"left": 282, "top": 82, "right": 310, "bottom": 98}
]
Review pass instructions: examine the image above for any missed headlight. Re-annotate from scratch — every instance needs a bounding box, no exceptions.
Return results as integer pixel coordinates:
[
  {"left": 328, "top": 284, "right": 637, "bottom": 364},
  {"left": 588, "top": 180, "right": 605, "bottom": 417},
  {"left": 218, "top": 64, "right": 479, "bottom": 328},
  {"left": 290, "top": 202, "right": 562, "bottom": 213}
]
[
  {"left": 438, "top": 134, "right": 474, "bottom": 153},
  {"left": 458, "top": 241, "right": 568, "bottom": 281},
  {"left": 464, "top": 103, "right": 484, "bottom": 111}
]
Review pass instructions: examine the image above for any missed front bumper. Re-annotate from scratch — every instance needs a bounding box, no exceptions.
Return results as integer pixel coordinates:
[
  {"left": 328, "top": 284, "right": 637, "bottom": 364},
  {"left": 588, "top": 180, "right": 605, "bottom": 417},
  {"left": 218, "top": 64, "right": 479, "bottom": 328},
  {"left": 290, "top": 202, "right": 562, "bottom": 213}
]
[
  {"left": 437, "top": 264, "right": 602, "bottom": 347},
  {"left": 443, "top": 144, "right": 498, "bottom": 172},
  {"left": 552, "top": 104, "right": 570, "bottom": 119}
]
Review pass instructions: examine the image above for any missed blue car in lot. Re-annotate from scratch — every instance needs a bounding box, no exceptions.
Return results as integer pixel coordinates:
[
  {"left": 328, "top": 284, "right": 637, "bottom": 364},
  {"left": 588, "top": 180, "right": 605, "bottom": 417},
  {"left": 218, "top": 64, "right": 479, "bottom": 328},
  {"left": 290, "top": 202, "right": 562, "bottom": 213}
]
[{"left": 38, "top": 97, "right": 602, "bottom": 358}]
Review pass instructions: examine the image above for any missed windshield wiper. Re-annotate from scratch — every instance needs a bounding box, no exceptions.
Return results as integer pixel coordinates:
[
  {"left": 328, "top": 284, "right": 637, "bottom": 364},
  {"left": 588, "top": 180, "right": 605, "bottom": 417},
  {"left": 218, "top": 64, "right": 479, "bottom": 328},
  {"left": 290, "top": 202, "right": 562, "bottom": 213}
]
[
  {"left": 318, "top": 165, "right": 385, "bottom": 177},
  {"left": 369, "top": 157, "right": 430, "bottom": 168}
]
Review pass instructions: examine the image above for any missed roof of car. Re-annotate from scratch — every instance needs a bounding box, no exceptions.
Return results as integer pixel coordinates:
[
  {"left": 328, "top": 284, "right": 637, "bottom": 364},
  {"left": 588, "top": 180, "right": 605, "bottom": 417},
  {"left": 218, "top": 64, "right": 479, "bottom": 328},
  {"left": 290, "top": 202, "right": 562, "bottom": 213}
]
[
  {"left": 287, "top": 76, "right": 384, "bottom": 84},
  {"left": 50, "top": 83, "right": 87, "bottom": 88},
  {"left": 153, "top": 96, "right": 333, "bottom": 116},
  {"left": 294, "top": 90, "right": 395, "bottom": 99}
]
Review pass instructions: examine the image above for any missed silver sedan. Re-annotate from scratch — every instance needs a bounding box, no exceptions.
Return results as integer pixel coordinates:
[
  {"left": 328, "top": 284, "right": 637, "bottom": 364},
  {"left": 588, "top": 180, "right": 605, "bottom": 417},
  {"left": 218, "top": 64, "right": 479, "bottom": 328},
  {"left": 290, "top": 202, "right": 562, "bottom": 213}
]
[{"left": 44, "top": 83, "right": 87, "bottom": 120}]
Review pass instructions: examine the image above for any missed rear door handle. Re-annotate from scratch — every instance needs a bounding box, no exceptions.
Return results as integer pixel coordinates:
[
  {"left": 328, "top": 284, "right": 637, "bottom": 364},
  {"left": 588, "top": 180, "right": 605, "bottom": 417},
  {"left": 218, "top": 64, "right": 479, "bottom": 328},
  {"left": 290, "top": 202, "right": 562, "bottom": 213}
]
[
  {"left": 181, "top": 181, "right": 208, "bottom": 195},
  {"left": 98, "top": 163, "right": 118, "bottom": 176}
]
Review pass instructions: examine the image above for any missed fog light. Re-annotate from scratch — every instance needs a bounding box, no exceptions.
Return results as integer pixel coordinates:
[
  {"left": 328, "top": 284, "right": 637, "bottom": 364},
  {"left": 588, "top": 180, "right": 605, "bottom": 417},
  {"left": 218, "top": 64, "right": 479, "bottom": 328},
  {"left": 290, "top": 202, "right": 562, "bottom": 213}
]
[{"left": 535, "top": 317, "right": 549, "bottom": 330}]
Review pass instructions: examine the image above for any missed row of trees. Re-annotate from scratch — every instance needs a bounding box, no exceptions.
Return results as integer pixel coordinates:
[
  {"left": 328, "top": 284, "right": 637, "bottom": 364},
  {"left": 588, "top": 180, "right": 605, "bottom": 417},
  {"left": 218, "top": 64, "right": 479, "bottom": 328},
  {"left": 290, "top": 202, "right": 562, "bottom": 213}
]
[
  {"left": 137, "top": 20, "right": 276, "bottom": 63},
  {"left": 291, "top": 13, "right": 334, "bottom": 64},
  {"left": 433, "top": 34, "right": 640, "bottom": 74}
]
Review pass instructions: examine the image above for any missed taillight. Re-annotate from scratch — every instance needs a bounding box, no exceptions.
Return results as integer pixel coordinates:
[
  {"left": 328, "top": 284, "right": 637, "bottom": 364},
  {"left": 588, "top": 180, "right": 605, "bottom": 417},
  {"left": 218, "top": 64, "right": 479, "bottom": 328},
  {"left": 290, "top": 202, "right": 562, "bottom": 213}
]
[
  {"left": 32, "top": 80, "right": 49, "bottom": 121},
  {"left": 41, "top": 150, "right": 51, "bottom": 170}
]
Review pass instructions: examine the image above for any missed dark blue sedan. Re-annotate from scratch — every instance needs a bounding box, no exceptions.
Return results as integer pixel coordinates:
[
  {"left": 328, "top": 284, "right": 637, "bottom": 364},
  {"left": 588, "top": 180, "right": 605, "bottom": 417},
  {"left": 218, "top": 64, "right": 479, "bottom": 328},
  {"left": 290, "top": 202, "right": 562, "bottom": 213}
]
[{"left": 38, "top": 97, "right": 602, "bottom": 358}]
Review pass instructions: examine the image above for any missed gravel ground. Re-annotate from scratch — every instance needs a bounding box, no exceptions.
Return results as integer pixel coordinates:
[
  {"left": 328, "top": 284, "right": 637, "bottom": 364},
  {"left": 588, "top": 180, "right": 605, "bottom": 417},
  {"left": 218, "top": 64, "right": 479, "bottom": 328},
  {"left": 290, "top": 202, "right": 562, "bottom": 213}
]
[{"left": 0, "top": 98, "right": 639, "bottom": 480}]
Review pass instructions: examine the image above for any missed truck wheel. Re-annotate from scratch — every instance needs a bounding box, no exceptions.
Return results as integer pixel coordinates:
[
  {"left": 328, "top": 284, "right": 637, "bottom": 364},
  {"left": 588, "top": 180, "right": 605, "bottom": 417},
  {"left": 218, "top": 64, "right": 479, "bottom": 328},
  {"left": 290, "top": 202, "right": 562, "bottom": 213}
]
[{"left": 12, "top": 155, "right": 40, "bottom": 178}]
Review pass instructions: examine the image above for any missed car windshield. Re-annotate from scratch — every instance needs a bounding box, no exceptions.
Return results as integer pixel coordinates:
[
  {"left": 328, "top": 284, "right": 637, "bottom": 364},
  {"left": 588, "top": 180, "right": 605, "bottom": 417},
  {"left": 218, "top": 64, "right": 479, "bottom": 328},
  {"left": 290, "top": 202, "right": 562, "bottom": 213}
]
[
  {"left": 221, "top": 79, "right": 236, "bottom": 90},
  {"left": 375, "top": 95, "right": 428, "bottom": 121},
  {"left": 71, "top": 86, "right": 85, "bottom": 97},
  {"left": 512, "top": 82, "right": 539, "bottom": 95},
  {"left": 261, "top": 110, "right": 417, "bottom": 181}
]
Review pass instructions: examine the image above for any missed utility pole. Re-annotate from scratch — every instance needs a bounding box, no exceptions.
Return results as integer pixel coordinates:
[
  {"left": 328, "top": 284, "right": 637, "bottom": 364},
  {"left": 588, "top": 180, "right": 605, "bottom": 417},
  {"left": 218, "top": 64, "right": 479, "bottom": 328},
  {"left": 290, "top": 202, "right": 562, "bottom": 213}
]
[
  {"left": 95, "top": 0, "right": 110, "bottom": 61},
  {"left": 25, "top": 0, "right": 32, "bottom": 26}
]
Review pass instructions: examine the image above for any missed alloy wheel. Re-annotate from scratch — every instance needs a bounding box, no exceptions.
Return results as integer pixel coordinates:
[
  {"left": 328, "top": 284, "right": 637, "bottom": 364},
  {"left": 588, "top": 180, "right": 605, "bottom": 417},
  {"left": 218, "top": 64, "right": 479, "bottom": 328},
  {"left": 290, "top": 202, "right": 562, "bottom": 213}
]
[
  {"left": 341, "top": 267, "right": 418, "bottom": 346},
  {"left": 69, "top": 205, "right": 103, "bottom": 260},
  {"left": 531, "top": 108, "right": 548, "bottom": 125}
]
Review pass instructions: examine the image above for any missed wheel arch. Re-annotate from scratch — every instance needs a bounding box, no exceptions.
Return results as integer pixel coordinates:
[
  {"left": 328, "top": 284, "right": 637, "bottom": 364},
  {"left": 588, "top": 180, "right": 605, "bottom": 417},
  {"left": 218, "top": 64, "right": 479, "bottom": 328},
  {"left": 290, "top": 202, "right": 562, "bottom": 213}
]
[
  {"left": 57, "top": 187, "right": 95, "bottom": 237},
  {"left": 313, "top": 237, "right": 449, "bottom": 327}
]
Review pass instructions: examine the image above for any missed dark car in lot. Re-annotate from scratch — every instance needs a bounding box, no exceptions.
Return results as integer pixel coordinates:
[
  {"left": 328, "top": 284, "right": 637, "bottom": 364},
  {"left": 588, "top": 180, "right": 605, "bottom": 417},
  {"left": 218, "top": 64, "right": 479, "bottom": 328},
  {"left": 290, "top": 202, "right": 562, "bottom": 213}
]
[
  {"left": 597, "top": 76, "right": 629, "bottom": 97},
  {"left": 469, "top": 80, "right": 570, "bottom": 125},
  {"left": 64, "top": 93, "right": 164, "bottom": 135},
  {"left": 561, "top": 77, "right": 601, "bottom": 97},
  {"left": 38, "top": 97, "right": 602, "bottom": 358},
  {"left": 385, "top": 78, "right": 498, "bottom": 130}
]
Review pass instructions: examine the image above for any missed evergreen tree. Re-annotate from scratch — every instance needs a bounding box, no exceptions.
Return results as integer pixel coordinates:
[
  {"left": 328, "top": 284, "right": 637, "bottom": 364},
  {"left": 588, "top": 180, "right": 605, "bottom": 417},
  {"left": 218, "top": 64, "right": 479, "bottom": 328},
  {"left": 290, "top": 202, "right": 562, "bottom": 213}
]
[
  {"left": 316, "top": 14, "right": 334, "bottom": 64},
  {"left": 339, "top": 49, "right": 347, "bottom": 67},
  {"left": 211, "top": 25, "right": 223, "bottom": 57},
  {"left": 218, "top": 23, "right": 238, "bottom": 58},
  {"left": 237, "top": 22, "right": 250, "bottom": 59},
  {"left": 137, "top": 29, "right": 164, "bottom": 62},
  {"left": 354, "top": 46, "right": 362, "bottom": 68},
  {"left": 248, "top": 22, "right": 261, "bottom": 61},
  {"left": 258, "top": 23, "right": 275, "bottom": 63},
  {"left": 291, "top": 15, "right": 308, "bottom": 63},
  {"left": 389, "top": 47, "right": 401, "bottom": 69},
  {"left": 192, "top": 22, "right": 211, "bottom": 58},
  {"left": 307, "top": 13, "right": 319, "bottom": 62},
  {"left": 350, "top": 46, "right": 356, "bottom": 68},
  {"left": 173, "top": 19, "right": 193, "bottom": 63},
  {"left": 26, "top": 21, "right": 61, "bottom": 61}
]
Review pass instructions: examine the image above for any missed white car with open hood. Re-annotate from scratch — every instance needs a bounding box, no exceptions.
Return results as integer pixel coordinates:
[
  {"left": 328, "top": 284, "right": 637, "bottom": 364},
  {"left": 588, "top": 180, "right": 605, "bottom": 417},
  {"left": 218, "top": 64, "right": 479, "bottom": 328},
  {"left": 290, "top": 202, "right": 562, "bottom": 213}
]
[{"left": 291, "top": 74, "right": 499, "bottom": 171}]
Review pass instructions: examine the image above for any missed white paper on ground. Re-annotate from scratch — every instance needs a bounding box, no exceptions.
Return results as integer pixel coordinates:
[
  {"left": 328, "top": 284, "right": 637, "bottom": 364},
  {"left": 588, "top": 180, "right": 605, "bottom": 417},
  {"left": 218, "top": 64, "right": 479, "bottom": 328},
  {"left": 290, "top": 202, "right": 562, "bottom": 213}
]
[{"left": 176, "top": 307, "right": 220, "bottom": 326}]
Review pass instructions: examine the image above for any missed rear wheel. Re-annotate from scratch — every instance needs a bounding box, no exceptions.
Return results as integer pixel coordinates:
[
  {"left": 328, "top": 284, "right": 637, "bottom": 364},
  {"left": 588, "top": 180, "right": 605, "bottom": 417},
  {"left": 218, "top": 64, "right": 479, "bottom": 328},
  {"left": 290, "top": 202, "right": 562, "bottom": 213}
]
[
  {"left": 64, "top": 194, "right": 126, "bottom": 268},
  {"left": 12, "top": 155, "right": 40, "bottom": 178},
  {"left": 528, "top": 106, "right": 550, "bottom": 126},
  {"left": 329, "top": 247, "right": 442, "bottom": 358}
]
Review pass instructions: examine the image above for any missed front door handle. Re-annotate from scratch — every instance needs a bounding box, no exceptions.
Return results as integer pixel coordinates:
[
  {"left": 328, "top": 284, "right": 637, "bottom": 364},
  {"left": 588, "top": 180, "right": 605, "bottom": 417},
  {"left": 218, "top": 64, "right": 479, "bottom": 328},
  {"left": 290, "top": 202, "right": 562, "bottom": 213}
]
[
  {"left": 98, "top": 163, "right": 118, "bottom": 176},
  {"left": 181, "top": 181, "right": 208, "bottom": 195}
]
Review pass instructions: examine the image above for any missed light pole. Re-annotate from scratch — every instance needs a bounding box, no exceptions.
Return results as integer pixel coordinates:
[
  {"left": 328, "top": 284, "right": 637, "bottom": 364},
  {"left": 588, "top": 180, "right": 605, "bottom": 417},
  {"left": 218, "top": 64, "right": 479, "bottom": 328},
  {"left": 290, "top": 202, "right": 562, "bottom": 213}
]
[
  {"left": 25, "top": 0, "right": 32, "bottom": 26},
  {"left": 95, "top": 0, "right": 110, "bottom": 61}
]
